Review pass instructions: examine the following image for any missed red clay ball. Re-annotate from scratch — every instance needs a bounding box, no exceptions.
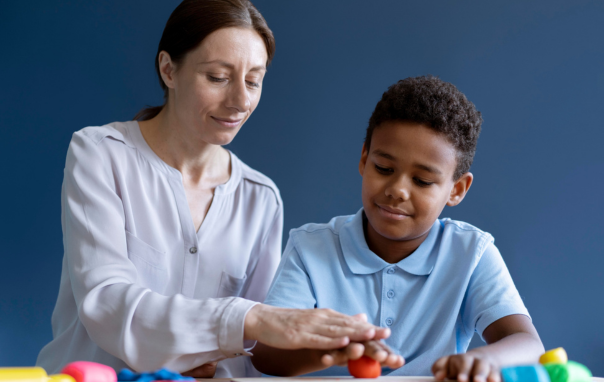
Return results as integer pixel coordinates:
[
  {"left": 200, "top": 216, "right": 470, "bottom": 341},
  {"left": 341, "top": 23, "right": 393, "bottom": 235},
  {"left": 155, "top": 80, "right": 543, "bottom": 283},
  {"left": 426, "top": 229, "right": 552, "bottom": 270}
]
[{"left": 348, "top": 356, "right": 381, "bottom": 378}]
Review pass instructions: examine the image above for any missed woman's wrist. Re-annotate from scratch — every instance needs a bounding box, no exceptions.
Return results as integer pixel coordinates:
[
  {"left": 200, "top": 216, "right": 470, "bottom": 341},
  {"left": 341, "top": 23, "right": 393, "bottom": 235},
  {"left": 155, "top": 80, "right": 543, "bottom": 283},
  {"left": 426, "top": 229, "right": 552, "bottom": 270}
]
[{"left": 244, "top": 303, "right": 265, "bottom": 341}]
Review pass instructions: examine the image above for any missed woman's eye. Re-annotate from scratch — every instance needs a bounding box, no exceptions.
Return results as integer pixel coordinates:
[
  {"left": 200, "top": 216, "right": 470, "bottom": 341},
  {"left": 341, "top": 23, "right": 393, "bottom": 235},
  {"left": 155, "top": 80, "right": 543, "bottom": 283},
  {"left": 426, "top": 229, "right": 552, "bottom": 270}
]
[
  {"left": 246, "top": 81, "right": 260, "bottom": 89},
  {"left": 414, "top": 178, "right": 433, "bottom": 187},
  {"left": 207, "top": 75, "right": 227, "bottom": 83},
  {"left": 375, "top": 165, "right": 393, "bottom": 174}
]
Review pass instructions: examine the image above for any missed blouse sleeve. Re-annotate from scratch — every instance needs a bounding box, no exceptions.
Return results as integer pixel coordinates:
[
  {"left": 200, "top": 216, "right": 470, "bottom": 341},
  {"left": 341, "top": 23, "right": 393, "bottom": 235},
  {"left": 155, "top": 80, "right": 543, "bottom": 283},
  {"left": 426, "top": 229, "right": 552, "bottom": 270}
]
[{"left": 63, "top": 131, "right": 259, "bottom": 372}]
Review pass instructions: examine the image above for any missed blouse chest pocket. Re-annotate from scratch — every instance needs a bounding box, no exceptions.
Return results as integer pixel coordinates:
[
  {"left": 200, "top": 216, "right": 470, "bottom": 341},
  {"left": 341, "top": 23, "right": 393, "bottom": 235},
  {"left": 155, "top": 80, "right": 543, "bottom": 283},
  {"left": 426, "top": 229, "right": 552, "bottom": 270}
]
[
  {"left": 125, "top": 230, "right": 169, "bottom": 292},
  {"left": 216, "top": 271, "right": 248, "bottom": 298}
]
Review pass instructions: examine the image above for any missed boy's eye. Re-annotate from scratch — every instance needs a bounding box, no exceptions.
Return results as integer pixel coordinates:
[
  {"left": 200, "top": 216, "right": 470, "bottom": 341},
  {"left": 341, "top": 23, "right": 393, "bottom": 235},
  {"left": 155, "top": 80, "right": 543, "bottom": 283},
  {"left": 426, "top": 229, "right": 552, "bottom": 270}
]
[
  {"left": 375, "top": 165, "right": 393, "bottom": 174},
  {"left": 414, "top": 178, "right": 434, "bottom": 187}
]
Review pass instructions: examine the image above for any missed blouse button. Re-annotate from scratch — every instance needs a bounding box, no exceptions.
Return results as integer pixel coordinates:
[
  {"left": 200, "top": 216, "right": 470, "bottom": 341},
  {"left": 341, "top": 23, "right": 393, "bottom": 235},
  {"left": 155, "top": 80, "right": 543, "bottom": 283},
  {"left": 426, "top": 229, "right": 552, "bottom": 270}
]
[{"left": 189, "top": 247, "right": 198, "bottom": 254}]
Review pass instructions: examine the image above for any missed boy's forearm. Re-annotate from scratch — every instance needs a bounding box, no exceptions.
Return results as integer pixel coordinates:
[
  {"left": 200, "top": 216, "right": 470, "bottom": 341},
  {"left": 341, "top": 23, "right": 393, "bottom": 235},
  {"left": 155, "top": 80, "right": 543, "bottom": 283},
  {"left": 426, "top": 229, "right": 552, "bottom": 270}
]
[
  {"left": 467, "top": 332, "right": 544, "bottom": 367},
  {"left": 251, "top": 342, "right": 328, "bottom": 376}
]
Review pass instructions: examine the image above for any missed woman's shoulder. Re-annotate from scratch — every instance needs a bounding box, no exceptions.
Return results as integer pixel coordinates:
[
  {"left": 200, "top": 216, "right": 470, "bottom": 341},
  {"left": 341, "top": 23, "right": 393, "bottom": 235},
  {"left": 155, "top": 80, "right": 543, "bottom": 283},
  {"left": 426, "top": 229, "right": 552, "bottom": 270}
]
[
  {"left": 71, "top": 121, "right": 136, "bottom": 149},
  {"left": 229, "top": 152, "right": 282, "bottom": 207}
]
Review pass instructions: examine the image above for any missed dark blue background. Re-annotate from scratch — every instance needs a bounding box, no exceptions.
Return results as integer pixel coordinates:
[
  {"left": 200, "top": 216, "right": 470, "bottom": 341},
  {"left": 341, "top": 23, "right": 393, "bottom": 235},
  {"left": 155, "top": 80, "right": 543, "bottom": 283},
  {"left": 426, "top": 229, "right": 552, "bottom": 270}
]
[{"left": 2, "top": 0, "right": 603, "bottom": 374}]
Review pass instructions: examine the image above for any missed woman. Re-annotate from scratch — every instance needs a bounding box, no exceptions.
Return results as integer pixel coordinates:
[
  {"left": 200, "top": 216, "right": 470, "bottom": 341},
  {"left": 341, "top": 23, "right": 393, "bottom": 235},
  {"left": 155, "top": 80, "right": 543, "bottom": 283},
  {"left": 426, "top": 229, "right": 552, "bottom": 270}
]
[{"left": 36, "top": 0, "right": 386, "bottom": 378}]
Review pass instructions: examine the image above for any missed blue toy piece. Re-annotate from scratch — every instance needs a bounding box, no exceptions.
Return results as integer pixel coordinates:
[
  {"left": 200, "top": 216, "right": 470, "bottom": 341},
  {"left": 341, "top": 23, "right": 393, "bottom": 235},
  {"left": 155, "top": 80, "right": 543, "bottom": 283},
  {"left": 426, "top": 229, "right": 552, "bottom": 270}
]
[
  {"left": 501, "top": 364, "right": 551, "bottom": 382},
  {"left": 117, "top": 368, "right": 195, "bottom": 382}
]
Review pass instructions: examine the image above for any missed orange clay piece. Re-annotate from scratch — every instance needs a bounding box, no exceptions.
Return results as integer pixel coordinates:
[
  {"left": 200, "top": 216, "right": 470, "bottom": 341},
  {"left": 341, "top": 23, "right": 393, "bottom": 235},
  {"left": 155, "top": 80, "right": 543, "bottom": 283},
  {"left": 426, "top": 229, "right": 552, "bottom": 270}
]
[{"left": 348, "top": 356, "right": 381, "bottom": 378}]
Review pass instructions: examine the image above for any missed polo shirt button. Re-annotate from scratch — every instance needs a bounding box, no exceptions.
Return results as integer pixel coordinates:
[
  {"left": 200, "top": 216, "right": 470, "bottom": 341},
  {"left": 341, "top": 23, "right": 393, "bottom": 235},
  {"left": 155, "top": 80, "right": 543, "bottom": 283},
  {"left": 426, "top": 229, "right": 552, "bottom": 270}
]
[
  {"left": 386, "top": 318, "right": 393, "bottom": 326},
  {"left": 189, "top": 247, "right": 198, "bottom": 254},
  {"left": 387, "top": 267, "right": 395, "bottom": 274},
  {"left": 387, "top": 290, "right": 395, "bottom": 298}
]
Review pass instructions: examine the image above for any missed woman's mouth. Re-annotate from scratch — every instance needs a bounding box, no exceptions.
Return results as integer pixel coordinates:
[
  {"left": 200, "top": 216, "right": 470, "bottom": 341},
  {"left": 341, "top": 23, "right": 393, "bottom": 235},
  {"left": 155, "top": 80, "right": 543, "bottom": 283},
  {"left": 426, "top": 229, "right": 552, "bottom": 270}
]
[{"left": 212, "top": 117, "right": 242, "bottom": 128}]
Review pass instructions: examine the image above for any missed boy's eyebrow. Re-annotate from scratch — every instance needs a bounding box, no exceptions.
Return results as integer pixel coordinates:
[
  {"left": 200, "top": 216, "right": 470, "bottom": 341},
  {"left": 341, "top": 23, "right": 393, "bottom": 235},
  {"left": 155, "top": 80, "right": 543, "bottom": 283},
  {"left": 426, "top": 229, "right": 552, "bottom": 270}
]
[
  {"left": 372, "top": 149, "right": 442, "bottom": 175},
  {"left": 413, "top": 163, "right": 442, "bottom": 175},
  {"left": 372, "top": 149, "right": 396, "bottom": 161}
]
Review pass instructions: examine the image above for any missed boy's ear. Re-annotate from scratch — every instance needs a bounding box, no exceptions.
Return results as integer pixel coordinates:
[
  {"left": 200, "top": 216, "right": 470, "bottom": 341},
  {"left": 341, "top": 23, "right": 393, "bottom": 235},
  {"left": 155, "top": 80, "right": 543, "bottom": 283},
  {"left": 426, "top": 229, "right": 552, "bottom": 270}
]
[
  {"left": 359, "top": 143, "right": 369, "bottom": 176},
  {"left": 446, "top": 172, "right": 473, "bottom": 207}
]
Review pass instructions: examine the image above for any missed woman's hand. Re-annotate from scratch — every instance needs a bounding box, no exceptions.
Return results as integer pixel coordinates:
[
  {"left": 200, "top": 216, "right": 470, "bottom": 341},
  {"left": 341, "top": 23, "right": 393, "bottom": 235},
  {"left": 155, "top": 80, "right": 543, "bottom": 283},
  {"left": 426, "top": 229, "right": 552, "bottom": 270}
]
[
  {"left": 432, "top": 354, "right": 500, "bottom": 382},
  {"left": 244, "top": 305, "right": 390, "bottom": 349},
  {"left": 321, "top": 340, "right": 405, "bottom": 369},
  {"left": 182, "top": 362, "right": 218, "bottom": 378}
]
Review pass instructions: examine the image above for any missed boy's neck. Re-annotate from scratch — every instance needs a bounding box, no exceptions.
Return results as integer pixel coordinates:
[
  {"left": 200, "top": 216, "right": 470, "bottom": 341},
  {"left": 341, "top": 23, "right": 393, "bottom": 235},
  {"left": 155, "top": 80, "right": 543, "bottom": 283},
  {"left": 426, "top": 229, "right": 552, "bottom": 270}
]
[{"left": 362, "top": 213, "right": 431, "bottom": 264}]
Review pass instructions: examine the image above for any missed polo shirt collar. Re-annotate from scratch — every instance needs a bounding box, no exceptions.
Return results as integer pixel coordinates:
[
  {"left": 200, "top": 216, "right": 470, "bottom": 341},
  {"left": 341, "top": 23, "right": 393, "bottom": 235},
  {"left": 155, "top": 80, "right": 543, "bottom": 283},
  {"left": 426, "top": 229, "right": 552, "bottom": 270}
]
[{"left": 340, "top": 208, "right": 441, "bottom": 276}]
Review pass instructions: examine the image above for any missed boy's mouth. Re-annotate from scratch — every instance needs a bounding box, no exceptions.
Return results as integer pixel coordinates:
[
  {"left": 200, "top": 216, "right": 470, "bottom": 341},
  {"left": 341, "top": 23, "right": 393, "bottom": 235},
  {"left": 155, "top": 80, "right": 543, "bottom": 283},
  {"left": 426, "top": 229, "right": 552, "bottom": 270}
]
[{"left": 376, "top": 204, "right": 411, "bottom": 220}]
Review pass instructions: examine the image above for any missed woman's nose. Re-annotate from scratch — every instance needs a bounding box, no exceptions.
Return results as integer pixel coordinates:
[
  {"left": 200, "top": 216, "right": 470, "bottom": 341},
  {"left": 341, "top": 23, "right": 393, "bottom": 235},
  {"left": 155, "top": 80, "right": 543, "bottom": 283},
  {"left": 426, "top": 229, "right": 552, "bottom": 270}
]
[{"left": 225, "top": 79, "right": 250, "bottom": 112}]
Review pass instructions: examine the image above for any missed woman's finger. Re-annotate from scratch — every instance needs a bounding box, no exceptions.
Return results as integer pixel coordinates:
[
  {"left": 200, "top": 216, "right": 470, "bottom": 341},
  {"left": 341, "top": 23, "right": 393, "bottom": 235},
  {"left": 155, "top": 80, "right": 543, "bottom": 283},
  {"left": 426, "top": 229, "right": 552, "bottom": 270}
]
[{"left": 487, "top": 366, "right": 501, "bottom": 382}]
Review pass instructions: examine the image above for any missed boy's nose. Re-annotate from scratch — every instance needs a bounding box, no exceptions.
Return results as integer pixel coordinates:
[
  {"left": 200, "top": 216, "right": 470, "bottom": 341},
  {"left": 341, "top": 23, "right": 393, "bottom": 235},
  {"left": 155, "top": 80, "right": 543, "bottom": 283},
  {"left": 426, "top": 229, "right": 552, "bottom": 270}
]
[{"left": 385, "top": 178, "right": 410, "bottom": 201}]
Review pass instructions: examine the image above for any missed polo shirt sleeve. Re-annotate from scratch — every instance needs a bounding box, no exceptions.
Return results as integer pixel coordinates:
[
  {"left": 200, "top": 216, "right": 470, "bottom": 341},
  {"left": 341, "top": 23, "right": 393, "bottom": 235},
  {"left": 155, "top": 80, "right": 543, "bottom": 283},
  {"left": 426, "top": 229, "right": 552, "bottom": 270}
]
[
  {"left": 461, "top": 241, "right": 530, "bottom": 340},
  {"left": 263, "top": 233, "right": 317, "bottom": 309}
]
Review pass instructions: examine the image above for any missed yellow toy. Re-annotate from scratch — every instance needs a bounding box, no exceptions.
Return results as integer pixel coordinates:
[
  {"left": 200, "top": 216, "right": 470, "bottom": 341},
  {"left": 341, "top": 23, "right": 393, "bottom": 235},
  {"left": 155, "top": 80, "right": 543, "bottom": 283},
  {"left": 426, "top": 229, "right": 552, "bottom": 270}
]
[
  {"left": 0, "top": 367, "right": 75, "bottom": 382},
  {"left": 540, "top": 347, "right": 569, "bottom": 365}
]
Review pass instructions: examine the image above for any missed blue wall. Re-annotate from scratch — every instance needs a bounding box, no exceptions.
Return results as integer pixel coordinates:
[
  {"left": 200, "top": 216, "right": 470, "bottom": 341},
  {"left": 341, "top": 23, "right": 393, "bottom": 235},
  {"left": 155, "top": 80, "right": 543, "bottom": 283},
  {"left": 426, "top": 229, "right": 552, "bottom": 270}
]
[{"left": 1, "top": 0, "right": 603, "bottom": 374}]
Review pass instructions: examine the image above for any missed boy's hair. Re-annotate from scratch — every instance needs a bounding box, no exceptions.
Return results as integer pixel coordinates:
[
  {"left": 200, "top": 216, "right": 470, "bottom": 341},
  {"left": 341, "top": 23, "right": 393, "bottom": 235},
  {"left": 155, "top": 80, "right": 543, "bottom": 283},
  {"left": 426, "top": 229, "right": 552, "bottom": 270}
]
[{"left": 365, "top": 76, "right": 483, "bottom": 180}]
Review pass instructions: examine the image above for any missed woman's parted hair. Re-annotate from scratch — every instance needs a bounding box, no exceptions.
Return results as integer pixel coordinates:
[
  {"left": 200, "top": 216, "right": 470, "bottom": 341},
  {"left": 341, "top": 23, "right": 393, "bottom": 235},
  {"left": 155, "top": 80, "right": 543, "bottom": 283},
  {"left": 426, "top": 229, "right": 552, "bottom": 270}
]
[
  {"left": 365, "top": 76, "right": 483, "bottom": 180},
  {"left": 134, "top": 0, "right": 275, "bottom": 121}
]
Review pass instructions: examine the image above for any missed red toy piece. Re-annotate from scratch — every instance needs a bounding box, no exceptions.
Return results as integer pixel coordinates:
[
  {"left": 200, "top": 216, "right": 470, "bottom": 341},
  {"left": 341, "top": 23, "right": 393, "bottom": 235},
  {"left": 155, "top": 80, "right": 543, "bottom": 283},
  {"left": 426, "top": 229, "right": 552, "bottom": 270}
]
[
  {"left": 348, "top": 356, "right": 381, "bottom": 378},
  {"left": 61, "top": 361, "right": 117, "bottom": 382}
]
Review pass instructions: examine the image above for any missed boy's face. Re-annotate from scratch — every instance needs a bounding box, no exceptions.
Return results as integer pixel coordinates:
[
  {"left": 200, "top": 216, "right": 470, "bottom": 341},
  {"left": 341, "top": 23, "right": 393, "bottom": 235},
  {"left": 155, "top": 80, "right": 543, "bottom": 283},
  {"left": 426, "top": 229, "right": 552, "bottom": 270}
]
[{"left": 359, "top": 121, "right": 472, "bottom": 252}]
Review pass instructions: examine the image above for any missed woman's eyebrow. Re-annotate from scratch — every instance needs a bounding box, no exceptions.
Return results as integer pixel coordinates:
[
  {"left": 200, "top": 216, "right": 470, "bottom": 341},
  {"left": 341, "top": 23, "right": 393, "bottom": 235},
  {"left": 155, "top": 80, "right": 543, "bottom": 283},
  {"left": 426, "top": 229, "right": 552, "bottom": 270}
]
[{"left": 198, "top": 60, "right": 266, "bottom": 72}]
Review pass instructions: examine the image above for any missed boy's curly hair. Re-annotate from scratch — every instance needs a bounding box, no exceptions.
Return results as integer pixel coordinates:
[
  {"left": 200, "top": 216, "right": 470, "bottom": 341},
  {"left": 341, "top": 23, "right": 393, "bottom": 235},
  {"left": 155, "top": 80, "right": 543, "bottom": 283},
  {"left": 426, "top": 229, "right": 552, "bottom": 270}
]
[{"left": 365, "top": 76, "right": 483, "bottom": 180}]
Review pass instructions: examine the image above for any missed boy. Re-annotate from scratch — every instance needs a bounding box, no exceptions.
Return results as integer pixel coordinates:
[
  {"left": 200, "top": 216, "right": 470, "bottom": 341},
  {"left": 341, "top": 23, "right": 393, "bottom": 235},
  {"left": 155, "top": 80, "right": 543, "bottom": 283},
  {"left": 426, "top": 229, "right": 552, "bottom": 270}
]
[{"left": 251, "top": 76, "right": 544, "bottom": 380}]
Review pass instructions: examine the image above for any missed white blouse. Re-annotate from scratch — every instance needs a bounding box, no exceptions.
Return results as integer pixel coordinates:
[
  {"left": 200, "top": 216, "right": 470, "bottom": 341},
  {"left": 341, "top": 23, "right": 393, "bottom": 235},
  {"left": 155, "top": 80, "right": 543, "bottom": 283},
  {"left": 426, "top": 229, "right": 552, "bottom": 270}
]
[{"left": 36, "top": 121, "right": 283, "bottom": 378}]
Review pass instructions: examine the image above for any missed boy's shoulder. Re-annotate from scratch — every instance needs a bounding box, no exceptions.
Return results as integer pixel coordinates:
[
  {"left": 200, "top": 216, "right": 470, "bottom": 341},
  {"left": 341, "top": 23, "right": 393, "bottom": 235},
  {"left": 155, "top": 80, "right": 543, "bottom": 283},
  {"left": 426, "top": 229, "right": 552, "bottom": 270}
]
[
  {"left": 439, "top": 218, "right": 495, "bottom": 253},
  {"left": 289, "top": 213, "right": 355, "bottom": 240}
]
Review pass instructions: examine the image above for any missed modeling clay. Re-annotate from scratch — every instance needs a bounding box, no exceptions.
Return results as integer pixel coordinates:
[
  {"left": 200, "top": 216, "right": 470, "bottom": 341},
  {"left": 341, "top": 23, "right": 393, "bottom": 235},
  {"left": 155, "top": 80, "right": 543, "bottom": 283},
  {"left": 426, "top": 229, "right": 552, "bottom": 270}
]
[
  {"left": 0, "top": 367, "right": 75, "bottom": 382},
  {"left": 61, "top": 361, "right": 116, "bottom": 382},
  {"left": 543, "top": 361, "right": 592, "bottom": 382},
  {"left": 501, "top": 364, "right": 551, "bottom": 382},
  {"left": 117, "top": 368, "right": 194, "bottom": 382},
  {"left": 540, "top": 348, "right": 568, "bottom": 365},
  {"left": 347, "top": 356, "right": 381, "bottom": 378}
]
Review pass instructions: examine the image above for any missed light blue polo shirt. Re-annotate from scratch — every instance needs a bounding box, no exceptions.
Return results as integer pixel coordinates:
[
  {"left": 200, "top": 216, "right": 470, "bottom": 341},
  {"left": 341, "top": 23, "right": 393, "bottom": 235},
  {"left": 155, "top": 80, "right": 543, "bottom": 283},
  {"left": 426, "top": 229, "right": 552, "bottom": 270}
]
[{"left": 263, "top": 209, "right": 529, "bottom": 376}]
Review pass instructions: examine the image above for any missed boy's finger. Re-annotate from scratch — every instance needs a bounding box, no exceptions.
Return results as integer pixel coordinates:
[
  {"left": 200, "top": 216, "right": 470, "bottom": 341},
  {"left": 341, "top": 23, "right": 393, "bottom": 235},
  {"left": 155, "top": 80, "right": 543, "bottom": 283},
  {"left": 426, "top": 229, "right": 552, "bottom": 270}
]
[
  {"left": 363, "top": 341, "right": 388, "bottom": 362},
  {"left": 450, "top": 355, "right": 473, "bottom": 382},
  {"left": 432, "top": 356, "right": 449, "bottom": 381},
  {"left": 470, "top": 358, "right": 490, "bottom": 382},
  {"left": 385, "top": 353, "right": 405, "bottom": 369},
  {"left": 345, "top": 342, "right": 365, "bottom": 360},
  {"left": 487, "top": 367, "right": 501, "bottom": 382}
]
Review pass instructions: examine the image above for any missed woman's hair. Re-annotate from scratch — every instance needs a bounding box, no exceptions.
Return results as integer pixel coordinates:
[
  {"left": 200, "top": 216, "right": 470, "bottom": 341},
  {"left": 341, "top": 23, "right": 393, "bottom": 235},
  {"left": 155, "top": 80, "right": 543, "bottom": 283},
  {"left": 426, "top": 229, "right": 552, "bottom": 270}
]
[
  {"left": 365, "top": 76, "right": 483, "bottom": 180},
  {"left": 134, "top": 0, "right": 275, "bottom": 121}
]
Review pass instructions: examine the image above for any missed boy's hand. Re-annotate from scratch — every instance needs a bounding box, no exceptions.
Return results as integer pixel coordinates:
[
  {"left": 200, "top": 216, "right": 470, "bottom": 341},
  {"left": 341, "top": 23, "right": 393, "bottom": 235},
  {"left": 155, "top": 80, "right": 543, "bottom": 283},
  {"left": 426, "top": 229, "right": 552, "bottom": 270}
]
[
  {"left": 321, "top": 340, "right": 405, "bottom": 370},
  {"left": 432, "top": 353, "right": 500, "bottom": 382}
]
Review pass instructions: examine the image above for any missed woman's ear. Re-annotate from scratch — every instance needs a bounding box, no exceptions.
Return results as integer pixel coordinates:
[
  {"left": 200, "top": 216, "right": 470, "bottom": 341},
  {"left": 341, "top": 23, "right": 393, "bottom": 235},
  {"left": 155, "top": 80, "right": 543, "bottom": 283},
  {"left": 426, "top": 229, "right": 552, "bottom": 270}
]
[
  {"left": 446, "top": 172, "right": 473, "bottom": 207},
  {"left": 359, "top": 143, "right": 369, "bottom": 176},
  {"left": 158, "top": 50, "right": 176, "bottom": 89}
]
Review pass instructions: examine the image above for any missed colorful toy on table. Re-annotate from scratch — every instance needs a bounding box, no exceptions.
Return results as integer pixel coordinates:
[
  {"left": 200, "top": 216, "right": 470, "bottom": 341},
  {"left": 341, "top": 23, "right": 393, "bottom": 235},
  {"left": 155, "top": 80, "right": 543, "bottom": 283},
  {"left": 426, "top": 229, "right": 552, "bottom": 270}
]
[
  {"left": 61, "top": 362, "right": 116, "bottom": 382},
  {"left": 501, "top": 347, "right": 592, "bottom": 382},
  {"left": 347, "top": 356, "right": 381, "bottom": 379},
  {"left": 0, "top": 367, "right": 75, "bottom": 382},
  {"left": 117, "top": 368, "right": 194, "bottom": 382}
]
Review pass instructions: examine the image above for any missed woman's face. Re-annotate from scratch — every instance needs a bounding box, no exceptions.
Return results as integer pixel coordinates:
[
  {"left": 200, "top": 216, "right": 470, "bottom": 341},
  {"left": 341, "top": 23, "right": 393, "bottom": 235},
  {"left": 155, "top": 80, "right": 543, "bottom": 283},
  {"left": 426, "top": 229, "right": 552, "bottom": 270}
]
[{"left": 160, "top": 27, "right": 268, "bottom": 146}]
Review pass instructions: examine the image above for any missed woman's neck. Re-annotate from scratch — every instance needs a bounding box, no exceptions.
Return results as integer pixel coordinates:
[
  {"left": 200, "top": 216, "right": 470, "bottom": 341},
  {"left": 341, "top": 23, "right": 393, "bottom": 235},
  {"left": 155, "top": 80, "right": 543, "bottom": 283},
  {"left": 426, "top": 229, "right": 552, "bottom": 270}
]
[{"left": 138, "top": 105, "right": 230, "bottom": 184}]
